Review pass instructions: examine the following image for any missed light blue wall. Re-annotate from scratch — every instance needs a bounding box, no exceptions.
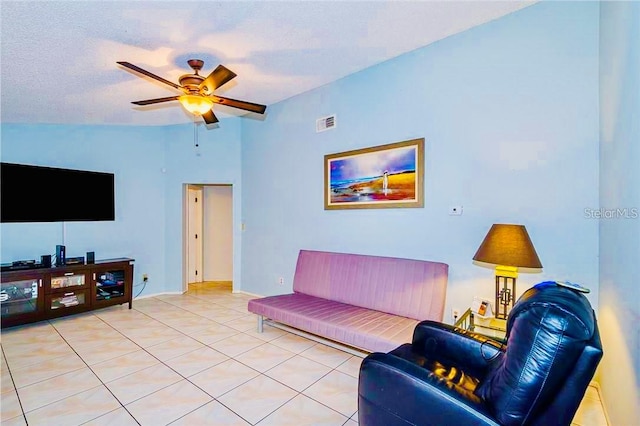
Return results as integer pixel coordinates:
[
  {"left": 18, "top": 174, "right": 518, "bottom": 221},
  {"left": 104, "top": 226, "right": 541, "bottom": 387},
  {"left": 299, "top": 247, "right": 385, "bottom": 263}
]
[
  {"left": 0, "top": 124, "right": 167, "bottom": 290},
  {"left": 241, "top": 1, "right": 600, "bottom": 319},
  {"left": 0, "top": 120, "right": 242, "bottom": 295},
  {"left": 1, "top": 2, "right": 602, "bottom": 321},
  {"left": 598, "top": 1, "right": 640, "bottom": 423},
  {"left": 161, "top": 121, "right": 243, "bottom": 293}
]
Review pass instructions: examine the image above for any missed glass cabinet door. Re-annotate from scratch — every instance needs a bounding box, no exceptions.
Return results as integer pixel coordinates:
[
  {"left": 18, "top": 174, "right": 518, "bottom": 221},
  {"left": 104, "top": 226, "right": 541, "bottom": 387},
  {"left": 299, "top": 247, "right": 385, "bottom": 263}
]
[
  {"left": 91, "top": 260, "right": 133, "bottom": 310},
  {"left": 94, "top": 268, "right": 128, "bottom": 303},
  {"left": 1, "top": 275, "right": 43, "bottom": 321},
  {"left": 50, "top": 272, "right": 86, "bottom": 291},
  {"left": 48, "top": 290, "right": 88, "bottom": 310}
]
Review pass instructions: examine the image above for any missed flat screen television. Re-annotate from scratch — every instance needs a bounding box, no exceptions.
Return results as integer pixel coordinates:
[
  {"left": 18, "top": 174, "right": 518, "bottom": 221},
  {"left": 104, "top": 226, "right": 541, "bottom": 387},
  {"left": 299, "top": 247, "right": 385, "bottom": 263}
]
[{"left": 1, "top": 162, "right": 115, "bottom": 223}]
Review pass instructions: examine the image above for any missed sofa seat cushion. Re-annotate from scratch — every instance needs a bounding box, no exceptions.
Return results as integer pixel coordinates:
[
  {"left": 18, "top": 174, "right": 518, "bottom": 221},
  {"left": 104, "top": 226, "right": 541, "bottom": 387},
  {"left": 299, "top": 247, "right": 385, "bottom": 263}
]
[{"left": 248, "top": 292, "right": 418, "bottom": 353}]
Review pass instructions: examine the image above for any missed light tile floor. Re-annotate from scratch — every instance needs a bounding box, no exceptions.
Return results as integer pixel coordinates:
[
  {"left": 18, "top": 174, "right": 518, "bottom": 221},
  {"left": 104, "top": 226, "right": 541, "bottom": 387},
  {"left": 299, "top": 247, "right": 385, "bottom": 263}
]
[{"left": 1, "top": 282, "right": 608, "bottom": 426}]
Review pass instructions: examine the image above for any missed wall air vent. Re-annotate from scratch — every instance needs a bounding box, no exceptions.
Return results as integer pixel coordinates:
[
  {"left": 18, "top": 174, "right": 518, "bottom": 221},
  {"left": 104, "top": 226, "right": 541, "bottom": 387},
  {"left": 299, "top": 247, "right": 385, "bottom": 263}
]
[{"left": 316, "top": 114, "right": 336, "bottom": 132}]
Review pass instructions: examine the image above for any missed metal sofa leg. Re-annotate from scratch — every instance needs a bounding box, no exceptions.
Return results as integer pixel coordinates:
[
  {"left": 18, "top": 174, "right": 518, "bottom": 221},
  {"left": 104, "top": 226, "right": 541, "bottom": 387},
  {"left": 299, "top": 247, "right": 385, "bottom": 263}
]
[{"left": 257, "top": 315, "right": 264, "bottom": 333}]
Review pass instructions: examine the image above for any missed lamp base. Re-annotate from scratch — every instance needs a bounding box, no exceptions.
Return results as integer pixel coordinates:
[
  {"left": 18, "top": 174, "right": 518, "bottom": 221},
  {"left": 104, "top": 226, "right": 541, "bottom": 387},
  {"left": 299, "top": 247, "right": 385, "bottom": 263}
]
[{"left": 495, "top": 274, "right": 516, "bottom": 320}]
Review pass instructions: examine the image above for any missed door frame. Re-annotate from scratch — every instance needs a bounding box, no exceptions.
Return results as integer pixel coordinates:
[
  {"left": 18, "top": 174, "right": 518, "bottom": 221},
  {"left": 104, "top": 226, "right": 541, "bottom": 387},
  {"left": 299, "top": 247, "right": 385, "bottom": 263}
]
[
  {"left": 185, "top": 185, "right": 204, "bottom": 285},
  {"left": 182, "top": 183, "right": 236, "bottom": 293}
]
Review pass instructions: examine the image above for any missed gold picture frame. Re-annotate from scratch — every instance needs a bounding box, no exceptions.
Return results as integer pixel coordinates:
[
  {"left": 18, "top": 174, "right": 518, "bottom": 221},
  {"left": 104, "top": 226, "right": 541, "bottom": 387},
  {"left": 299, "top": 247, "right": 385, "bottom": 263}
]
[{"left": 324, "top": 138, "right": 424, "bottom": 210}]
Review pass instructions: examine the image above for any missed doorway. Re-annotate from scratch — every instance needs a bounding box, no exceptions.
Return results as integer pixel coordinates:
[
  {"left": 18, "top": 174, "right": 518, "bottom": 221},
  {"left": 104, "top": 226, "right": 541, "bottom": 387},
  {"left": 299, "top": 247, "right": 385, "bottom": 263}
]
[{"left": 183, "top": 184, "right": 233, "bottom": 293}]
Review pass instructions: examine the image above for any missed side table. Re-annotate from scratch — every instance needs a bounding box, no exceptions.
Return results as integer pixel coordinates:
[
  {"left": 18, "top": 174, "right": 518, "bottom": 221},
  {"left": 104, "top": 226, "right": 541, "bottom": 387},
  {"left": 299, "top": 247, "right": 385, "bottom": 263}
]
[{"left": 454, "top": 308, "right": 507, "bottom": 342}]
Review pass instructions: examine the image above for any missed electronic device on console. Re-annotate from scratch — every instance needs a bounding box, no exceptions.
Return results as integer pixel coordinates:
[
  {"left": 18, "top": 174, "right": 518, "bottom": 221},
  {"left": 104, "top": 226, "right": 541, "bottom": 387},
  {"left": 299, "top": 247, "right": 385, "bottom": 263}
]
[
  {"left": 12, "top": 259, "right": 36, "bottom": 267},
  {"left": 55, "top": 245, "right": 66, "bottom": 266},
  {"left": 1, "top": 260, "right": 40, "bottom": 272},
  {"left": 2, "top": 248, "right": 94, "bottom": 271}
]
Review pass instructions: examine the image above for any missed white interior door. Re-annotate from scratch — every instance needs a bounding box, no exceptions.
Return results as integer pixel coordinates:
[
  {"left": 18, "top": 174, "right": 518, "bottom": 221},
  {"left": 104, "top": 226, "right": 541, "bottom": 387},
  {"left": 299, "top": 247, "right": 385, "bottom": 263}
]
[{"left": 187, "top": 185, "right": 203, "bottom": 284}]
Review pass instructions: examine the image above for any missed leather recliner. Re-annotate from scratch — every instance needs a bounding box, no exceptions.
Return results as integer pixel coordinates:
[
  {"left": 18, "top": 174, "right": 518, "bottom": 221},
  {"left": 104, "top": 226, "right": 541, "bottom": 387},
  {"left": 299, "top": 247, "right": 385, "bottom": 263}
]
[{"left": 358, "top": 282, "right": 603, "bottom": 426}]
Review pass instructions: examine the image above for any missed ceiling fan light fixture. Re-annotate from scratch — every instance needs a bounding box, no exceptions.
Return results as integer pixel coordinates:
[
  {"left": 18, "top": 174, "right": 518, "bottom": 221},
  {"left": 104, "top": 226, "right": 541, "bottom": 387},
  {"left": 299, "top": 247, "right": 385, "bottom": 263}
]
[
  {"left": 119, "top": 60, "right": 266, "bottom": 128},
  {"left": 179, "top": 95, "right": 213, "bottom": 115}
]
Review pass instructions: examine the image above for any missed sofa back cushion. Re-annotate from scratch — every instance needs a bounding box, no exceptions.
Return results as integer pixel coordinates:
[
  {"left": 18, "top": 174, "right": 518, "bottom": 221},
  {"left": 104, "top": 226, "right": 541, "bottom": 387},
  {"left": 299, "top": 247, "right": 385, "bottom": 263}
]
[{"left": 292, "top": 249, "right": 448, "bottom": 321}]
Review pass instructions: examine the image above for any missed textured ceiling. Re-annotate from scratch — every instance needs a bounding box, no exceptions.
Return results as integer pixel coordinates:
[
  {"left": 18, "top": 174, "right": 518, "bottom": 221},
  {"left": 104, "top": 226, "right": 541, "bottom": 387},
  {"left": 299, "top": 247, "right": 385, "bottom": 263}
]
[{"left": 0, "top": 1, "right": 535, "bottom": 126}]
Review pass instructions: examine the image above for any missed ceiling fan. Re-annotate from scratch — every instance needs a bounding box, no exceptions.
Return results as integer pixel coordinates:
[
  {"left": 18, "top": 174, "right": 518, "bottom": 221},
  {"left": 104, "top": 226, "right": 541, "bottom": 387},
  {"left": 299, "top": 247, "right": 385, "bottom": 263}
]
[{"left": 117, "top": 59, "right": 267, "bottom": 126}]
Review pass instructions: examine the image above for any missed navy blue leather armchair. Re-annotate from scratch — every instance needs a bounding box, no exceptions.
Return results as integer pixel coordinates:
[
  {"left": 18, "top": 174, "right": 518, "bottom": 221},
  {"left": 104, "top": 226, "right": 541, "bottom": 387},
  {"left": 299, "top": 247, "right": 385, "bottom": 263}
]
[{"left": 358, "top": 282, "right": 603, "bottom": 426}]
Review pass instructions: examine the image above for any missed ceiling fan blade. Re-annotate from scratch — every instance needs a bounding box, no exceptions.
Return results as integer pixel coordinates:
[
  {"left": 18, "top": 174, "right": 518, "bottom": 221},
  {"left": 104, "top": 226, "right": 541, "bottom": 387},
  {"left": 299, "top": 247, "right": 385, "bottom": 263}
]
[
  {"left": 202, "top": 110, "right": 219, "bottom": 124},
  {"left": 211, "top": 95, "right": 266, "bottom": 114},
  {"left": 131, "top": 96, "right": 179, "bottom": 106},
  {"left": 117, "top": 61, "right": 182, "bottom": 90},
  {"left": 199, "top": 65, "right": 237, "bottom": 93}
]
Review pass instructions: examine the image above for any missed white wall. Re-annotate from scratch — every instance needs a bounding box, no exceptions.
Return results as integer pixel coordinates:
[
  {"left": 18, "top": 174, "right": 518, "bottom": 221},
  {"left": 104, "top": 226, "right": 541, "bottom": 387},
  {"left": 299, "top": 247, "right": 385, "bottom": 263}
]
[
  {"left": 203, "top": 185, "right": 233, "bottom": 281},
  {"left": 241, "top": 1, "right": 600, "bottom": 321},
  {"left": 598, "top": 2, "right": 640, "bottom": 423}
]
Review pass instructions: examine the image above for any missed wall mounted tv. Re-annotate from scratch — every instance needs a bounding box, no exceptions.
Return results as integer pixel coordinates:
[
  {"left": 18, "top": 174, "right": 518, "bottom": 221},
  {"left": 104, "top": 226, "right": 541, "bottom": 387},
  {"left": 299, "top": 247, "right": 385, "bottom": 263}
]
[{"left": 1, "top": 162, "right": 115, "bottom": 223}]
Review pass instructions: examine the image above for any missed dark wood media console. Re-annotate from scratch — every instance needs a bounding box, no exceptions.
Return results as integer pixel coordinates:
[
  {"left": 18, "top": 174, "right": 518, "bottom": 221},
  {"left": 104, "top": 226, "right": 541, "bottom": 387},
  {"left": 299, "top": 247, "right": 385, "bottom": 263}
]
[{"left": 1, "top": 258, "right": 134, "bottom": 328}]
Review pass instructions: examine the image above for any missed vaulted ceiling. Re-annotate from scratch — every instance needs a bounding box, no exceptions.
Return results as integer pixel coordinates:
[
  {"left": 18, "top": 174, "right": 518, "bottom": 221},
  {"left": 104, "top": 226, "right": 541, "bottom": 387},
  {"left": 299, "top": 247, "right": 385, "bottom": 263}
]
[{"left": 1, "top": 1, "right": 535, "bottom": 126}]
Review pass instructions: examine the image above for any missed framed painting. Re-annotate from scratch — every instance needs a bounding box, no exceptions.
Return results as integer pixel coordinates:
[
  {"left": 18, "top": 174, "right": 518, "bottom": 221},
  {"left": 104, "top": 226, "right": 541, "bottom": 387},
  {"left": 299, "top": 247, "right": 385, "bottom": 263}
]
[{"left": 324, "top": 138, "right": 424, "bottom": 210}]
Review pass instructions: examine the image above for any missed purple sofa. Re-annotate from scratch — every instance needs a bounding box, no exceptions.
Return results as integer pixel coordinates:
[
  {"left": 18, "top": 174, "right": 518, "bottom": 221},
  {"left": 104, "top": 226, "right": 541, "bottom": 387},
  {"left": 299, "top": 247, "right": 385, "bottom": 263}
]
[{"left": 247, "top": 250, "right": 449, "bottom": 353}]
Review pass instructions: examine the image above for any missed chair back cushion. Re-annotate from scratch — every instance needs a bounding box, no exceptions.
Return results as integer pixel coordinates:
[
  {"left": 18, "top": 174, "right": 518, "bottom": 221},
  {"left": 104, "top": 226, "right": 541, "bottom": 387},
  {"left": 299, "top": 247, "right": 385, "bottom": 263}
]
[{"left": 477, "top": 283, "right": 603, "bottom": 426}]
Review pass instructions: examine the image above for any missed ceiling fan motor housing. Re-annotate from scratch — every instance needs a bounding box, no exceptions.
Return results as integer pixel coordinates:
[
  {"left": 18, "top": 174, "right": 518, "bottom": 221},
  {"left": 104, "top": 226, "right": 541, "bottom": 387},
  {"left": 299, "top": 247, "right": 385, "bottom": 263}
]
[
  {"left": 179, "top": 59, "right": 207, "bottom": 93},
  {"left": 179, "top": 74, "right": 205, "bottom": 93}
]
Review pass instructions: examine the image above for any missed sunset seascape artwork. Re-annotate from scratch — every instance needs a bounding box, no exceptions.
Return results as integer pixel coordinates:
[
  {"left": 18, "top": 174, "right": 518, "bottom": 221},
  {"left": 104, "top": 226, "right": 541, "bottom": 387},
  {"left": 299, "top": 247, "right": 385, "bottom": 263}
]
[{"left": 324, "top": 139, "right": 424, "bottom": 209}]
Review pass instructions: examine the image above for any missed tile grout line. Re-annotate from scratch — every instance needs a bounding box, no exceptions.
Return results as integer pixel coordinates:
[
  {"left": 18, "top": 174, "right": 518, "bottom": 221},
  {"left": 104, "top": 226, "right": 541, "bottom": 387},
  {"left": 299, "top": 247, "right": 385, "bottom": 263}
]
[
  {"left": 3, "top": 286, "right": 361, "bottom": 425},
  {"left": 0, "top": 343, "right": 29, "bottom": 425},
  {"left": 151, "top": 294, "right": 357, "bottom": 424},
  {"left": 49, "top": 313, "right": 145, "bottom": 425},
  {"left": 183, "top": 287, "right": 362, "bottom": 420}
]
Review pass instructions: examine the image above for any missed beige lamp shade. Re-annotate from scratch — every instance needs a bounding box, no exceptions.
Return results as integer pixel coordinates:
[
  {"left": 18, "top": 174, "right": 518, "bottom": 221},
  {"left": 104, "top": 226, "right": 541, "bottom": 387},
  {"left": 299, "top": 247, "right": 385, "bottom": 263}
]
[{"left": 473, "top": 224, "right": 542, "bottom": 268}]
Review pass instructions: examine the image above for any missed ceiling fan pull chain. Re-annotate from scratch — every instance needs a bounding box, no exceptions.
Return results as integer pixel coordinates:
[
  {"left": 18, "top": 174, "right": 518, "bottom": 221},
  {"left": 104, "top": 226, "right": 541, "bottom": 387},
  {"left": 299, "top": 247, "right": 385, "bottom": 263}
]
[
  {"left": 194, "top": 119, "right": 202, "bottom": 157},
  {"left": 194, "top": 119, "right": 199, "bottom": 148}
]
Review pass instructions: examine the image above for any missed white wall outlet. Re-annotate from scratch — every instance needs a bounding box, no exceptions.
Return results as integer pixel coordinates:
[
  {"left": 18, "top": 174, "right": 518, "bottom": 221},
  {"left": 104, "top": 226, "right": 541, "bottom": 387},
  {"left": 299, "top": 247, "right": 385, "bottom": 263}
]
[
  {"left": 448, "top": 206, "right": 463, "bottom": 216},
  {"left": 278, "top": 277, "right": 284, "bottom": 285}
]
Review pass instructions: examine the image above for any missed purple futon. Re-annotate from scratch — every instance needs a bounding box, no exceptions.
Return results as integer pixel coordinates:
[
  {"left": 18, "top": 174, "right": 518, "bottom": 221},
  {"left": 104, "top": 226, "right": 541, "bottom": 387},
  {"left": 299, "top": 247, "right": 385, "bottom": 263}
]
[{"left": 247, "top": 250, "right": 449, "bottom": 353}]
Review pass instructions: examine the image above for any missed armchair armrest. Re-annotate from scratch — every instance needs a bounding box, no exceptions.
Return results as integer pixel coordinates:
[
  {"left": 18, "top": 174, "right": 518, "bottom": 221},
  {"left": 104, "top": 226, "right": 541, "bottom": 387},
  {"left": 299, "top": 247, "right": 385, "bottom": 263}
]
[
  {"left": 358, "top": 352, "right": 499, "bottom": 426},
  {"left": 412, "top": 320, "right": 504, "bottom": 376}
]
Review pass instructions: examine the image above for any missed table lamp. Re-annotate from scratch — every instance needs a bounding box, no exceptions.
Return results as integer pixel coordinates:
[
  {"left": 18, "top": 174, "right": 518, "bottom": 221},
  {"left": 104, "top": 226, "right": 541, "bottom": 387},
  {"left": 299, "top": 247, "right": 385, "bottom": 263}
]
[{"left": 472, "top": 224, "right": 542, "bottom": 319}]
